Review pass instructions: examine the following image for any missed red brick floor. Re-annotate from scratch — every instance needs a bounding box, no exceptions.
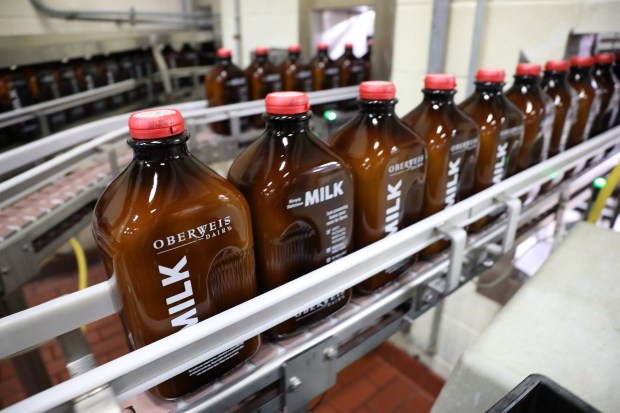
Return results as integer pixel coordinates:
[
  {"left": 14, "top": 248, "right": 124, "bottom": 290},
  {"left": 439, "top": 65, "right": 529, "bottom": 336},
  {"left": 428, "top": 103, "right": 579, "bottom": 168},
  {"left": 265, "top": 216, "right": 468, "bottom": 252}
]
[
  {"left": 0, "top": 253, "right": 129, "bottom": 409},
  {"left": 1, "top": 253, "right": 443, "bottom": 411},
  {"left": 311, "top": 342, "right": 443, "bottom": 413}
]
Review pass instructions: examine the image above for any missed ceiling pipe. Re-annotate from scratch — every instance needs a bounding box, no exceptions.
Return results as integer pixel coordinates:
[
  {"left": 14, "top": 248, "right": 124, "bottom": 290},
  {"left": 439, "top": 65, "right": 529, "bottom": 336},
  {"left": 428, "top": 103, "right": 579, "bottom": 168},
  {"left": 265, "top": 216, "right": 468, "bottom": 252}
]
[{"left": 30, "top": 0, "right": 213, "bottom": 29}]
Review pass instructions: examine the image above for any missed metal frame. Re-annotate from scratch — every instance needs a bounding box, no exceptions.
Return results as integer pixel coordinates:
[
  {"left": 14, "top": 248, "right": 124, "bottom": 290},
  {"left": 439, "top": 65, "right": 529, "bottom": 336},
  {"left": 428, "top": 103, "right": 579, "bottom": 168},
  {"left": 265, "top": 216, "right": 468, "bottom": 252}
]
[
  {"left": 1, "top": 123, "right": 618, "bottom": 412},
  {"left": 298, "top": 0, "right": 396, "bottom": 81},
  {"left": 0, "top": 31, "right": 214, "bottom": 68}
]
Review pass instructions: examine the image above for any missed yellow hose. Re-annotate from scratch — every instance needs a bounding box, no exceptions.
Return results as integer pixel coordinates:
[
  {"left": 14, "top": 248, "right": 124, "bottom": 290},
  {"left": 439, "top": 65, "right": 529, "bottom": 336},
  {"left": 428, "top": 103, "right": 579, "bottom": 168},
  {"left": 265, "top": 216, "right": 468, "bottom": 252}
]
[
  {"left": 587, "top": 162, "right": 620, "bottom": 224},
  {"left": 69, "top": 237, "right": 88, "bottom": 333}
]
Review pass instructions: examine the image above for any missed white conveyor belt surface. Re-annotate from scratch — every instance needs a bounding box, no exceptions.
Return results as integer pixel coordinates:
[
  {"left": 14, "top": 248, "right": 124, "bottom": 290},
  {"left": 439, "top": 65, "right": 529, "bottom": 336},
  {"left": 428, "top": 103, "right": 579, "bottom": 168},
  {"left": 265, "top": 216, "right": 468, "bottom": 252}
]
[{"left": 431, "top": 222, "right": 620, "bottom": 413}]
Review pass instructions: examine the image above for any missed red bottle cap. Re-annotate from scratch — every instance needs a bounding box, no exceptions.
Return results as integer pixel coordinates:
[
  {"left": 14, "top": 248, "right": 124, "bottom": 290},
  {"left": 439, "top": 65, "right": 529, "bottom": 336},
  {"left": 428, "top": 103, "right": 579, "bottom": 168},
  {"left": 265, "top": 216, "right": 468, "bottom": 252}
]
[
  {"left": 128, "top": 108, "right": 185, "bottom": 140},
  {"left": 317, "top": 43, "right": 329, "bottom": 51},
  {"left": 288, "top": 44, "right": 301, "bottom": 53},
  {"left": 424, "top": 74, "right": 457, "bottom": 90},
  {"left": 255, "top": 46, "right": 269, "bottom": 55},
  {"left": 217, "top": 48, "right": 232, "bottom": 58},
  {"left": 359, "top": 81, "right": 396, "bottom": 100},
  {"left": 475, "top": 68, "right": 505, "bottom": 83},
  {"left": 515, "top": 63, "right": 541, "bottom": 76},
  {"left": 545, "top": 60, "right": 569, "bottom": 72},
  {"left": 345, "top": 42, "right": 353, "bottom": 49},
  {"left": 265, "top": 91, "right": 310, "bottom": 115},
  {"left": 594, "top": 53, "right": 614, "bottom": 64},
  {"left": 570, "top": 56, "right": 594, "bottom": 67}
]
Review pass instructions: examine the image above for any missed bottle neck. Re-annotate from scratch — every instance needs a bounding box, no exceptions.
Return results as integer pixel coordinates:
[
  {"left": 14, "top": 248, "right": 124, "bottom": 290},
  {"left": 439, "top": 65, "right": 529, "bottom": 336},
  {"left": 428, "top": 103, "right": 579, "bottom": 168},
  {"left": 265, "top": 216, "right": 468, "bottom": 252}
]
[
  {"left": 255, "top": 54, "right": 268, "bottom": 64},
  {"left": 357, "top": 99, "right": 397, "bottom": 116},
  {"left": 288, "top": 52, "right": 300, "bottom": 61},
  {"left": 344, "top": 48, "right": 354, "bottom": 57},
  {"left": 594, "top": 64, "right": 611, "bottom": 76},
  {"left": 129, "top": 133, "right": 191, "bottom": 161},
  {"left": 543, "top": 70, "right": 568, "bottom": 87},
  {"left": 422, "top": 89, "right": 456, "bottom": 108},
  {"left": 317, "top": 50, "right": 328, "bottom": 59},
  {"left": 473, "top": 82, "right": 504, "bottom": 97},
  {"left": 264, "top": 112, "right": 312, "bottom": 138},
  {"left": 569, "top": 67, "right": 591, "bottom": 81},
  {"left": 217, "top": 56, "right": 232, "bottom": 66},
  {"left": 512, "top": 75, "right": 543, "bottom": 94}
]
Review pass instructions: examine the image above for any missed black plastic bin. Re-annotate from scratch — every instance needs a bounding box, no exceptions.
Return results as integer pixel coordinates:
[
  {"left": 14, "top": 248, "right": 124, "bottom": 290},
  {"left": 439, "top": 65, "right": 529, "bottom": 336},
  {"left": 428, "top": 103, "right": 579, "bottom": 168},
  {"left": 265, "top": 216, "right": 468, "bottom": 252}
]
[{"left": 486, "top": 374, "right": 601, "bottom": 413}]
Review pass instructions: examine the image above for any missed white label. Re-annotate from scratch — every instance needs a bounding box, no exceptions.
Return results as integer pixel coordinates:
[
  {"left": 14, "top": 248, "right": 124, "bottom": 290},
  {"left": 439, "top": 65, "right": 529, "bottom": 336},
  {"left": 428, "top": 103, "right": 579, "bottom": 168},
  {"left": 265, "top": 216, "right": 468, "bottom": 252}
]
[
  {"left": 159, "top": 256, "right": 198, "bottom": 330},
  {"left": 152, "top": 216, "right": 232, "bottom": 251},
  {"left": 492, "top": 142, "right": 509, "bottom": 184},
  {"left": 303, "top": 181, "right": 344, "bottom": 207},
  {"left": 296, "top": 70, "right": 311, "bottom": 79},
  {"left": 385, "top": 180, "right": 402, "bottom": 235},
  {"left": 387, "top": 155, "right": 425, "bottom": 175},
  {"left": 584, "top": 89, "right": 602, "bottom": 139},
  {"left": 285, "top": 177, "right": 351, "bottom": 265},
  {"left": 450, "top": 138, "right": 478, "bottom": 154},
  {"left": 325, "top": 67, "right": 339, "bottom": 76},
  {"left": 188, "top": 343, "right": 245, "bottom": 376},
  {"left": 134, "top": 109, "right": 176, "bottom": 118},
  {"left": 226, "top": 77, "right": 246, "bottom": 87},
  {"left": 445, "top": 158, "right": 461, "bottom": 207},
  {"left": 263, "top": 73, "right": 281, "bottom": 83},
  {"left": 295, "top": 291, "right": 347, "bottom": 321}
]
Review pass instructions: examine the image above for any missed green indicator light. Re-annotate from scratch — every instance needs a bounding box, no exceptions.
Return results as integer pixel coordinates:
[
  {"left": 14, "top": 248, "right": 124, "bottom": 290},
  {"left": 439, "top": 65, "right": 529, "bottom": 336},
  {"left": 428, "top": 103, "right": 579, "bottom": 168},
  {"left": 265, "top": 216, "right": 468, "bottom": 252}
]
[
  {"left": 593, "top": 177, "right": 607, "bottom": 189},
  {"left": 324, "top": 110, "right": 338, "bottom": 121}
]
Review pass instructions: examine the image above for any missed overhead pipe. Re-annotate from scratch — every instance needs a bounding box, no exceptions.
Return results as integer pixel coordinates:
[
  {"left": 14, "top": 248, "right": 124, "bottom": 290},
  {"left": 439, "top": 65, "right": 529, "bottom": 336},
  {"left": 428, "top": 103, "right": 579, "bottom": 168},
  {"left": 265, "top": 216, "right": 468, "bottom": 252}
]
[{"left": 30, "top": 0, "right": 213, "bottom": 29}]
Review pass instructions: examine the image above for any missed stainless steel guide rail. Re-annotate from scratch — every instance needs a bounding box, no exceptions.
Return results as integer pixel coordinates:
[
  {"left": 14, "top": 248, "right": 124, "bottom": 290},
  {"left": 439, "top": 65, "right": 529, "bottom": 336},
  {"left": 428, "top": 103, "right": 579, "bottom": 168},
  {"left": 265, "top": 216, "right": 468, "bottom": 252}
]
[{"left": 0, "top": 123, "right": 619, "bottom": 412}]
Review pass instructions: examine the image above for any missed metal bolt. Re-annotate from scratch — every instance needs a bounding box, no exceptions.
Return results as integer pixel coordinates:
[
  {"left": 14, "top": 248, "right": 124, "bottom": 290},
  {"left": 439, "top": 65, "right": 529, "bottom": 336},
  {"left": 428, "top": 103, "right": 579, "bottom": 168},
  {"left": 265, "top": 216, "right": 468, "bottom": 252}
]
[
  {"left": 422, "top": 290, "right": 435, "bottom": 304},
  {"left": 482, "top": 259, "right": 495, "bottom": 268},
  {"left": 288, "top": 376, "right": 302, "bottom": 392},
  {"left": 324, "top": 347, "right": 337, "bottom": 360}
]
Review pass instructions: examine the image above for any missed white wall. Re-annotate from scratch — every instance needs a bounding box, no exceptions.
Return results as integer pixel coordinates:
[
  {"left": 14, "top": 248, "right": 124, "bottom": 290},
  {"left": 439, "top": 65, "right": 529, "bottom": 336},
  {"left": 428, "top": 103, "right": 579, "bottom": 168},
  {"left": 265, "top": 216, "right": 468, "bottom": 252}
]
[
  {"left": 219, "top": 0, "right": 299, "bottom": 67},
  {"left": 0, "top": 1, "right": 187, "bottom": 36},
  {"left": 392, "top": 0, "right": 620, "bottom": 114}
]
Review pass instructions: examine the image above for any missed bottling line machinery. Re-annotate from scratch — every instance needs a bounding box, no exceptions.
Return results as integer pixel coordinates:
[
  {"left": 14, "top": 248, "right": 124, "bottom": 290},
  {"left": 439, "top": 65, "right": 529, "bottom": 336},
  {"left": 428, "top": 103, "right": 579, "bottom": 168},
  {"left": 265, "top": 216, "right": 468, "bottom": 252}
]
[{"left": 0, "top": 77, "right": 619, "bottom": 412}]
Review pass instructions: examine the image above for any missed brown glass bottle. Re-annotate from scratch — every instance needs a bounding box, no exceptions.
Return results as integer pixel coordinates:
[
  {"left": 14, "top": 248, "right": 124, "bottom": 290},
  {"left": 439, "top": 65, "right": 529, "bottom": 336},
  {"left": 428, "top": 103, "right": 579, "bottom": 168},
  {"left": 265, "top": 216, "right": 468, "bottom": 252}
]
[
  {"left": 566, "top": 56, "right": 599, "bottom": 148},
  {"left": 0, "top": 68, "right": 40, "bottom": 143},
  {"left": 541, "top": 60, "right": 578, "bottom": 158},
  {"left": 75, "top": 57, "right": 108, "bottom": 115},
  {"left": 280, "top": 45, "right": 313, "bottom": 92},
  {"left": 245, "top": 47, "right": 283, "bottom": 128},
  {"left": 102, "top": 54, "right": 126, "bottom": 109},
  {"left": 92, "top": 109, "right": 259, "bottom": 399},
  {"left": 58, "top": 61, "right": 86, "bottom": 122},
  {"left": 310, "top": 43, "right": 340, "bottom": 114},
  {"left": 402, "top": 74, "right": 478, "bottom": 255},
  {"left": 459, "top": 69, "right": 523, "bottom": 229},
  {"left": 505, "top": 63, "right": 553, "bottom": 172},
  {"left": 205, "top": 48, "right": 250, "bottom": 135},
  {"left": 311, "top": 43, "right": 340, "bottom": 91},
  {"left": 330, "top": 81, "right": 426, "bottom": 292},
  {"left": 337, "top": 43, "right": 365, "bottom": 111},
  {"left": 228, "top": 92, "right": 354, "bottom": 337},
  {"left": 31, "top": 63, "right": 68, "bottom": 132},
  {"left": 590, "top": 54, "right": 618, "bottom": 136}
]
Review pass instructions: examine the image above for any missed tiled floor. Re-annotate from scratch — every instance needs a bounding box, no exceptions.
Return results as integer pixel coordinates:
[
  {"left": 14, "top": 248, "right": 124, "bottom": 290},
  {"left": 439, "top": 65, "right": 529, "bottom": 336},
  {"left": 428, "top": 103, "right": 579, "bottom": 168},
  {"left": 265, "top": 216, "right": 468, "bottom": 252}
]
[{"left": 312, "top": 342, "right": 443, "bottom": 413}]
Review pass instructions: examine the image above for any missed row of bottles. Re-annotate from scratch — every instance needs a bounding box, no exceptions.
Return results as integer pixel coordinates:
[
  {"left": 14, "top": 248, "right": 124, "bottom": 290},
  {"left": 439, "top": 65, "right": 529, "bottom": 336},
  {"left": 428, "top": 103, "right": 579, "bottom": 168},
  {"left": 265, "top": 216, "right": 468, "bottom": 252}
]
[
  {"left": 0, "top": 43, "right": 215, "bottom": 150},
  {"left": 205, "top": 42, "right": 372, "bottom": 134},
  {"left": 92, "top": 53, "right": 619, "bottom": 399}
]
